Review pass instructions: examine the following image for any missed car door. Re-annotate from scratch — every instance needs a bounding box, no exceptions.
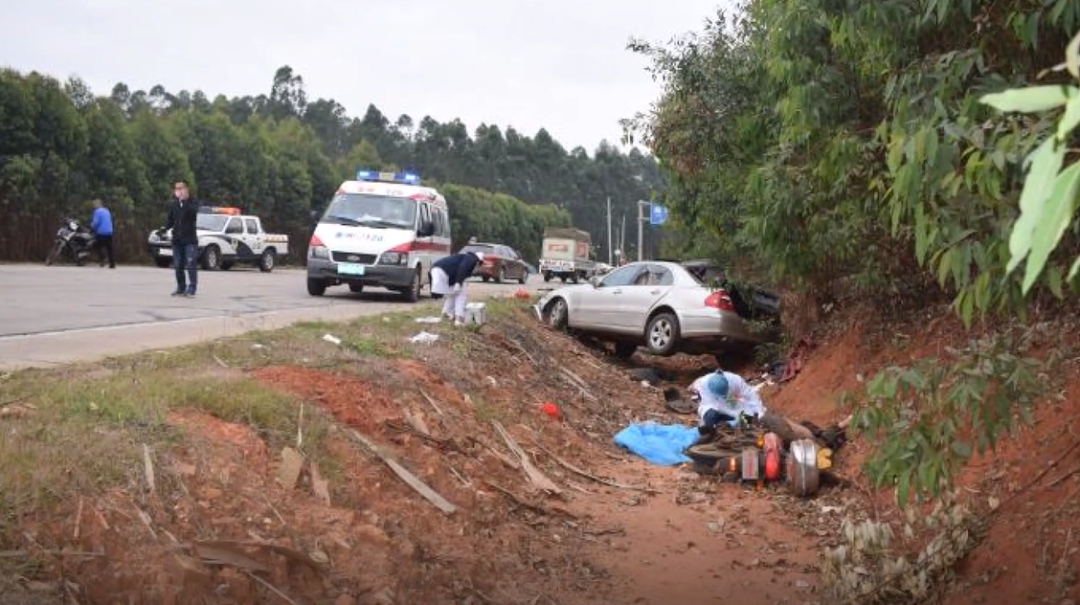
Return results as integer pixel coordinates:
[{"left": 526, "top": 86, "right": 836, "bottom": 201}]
[
  {"left": 574, "top": 264, "right": 645, "bottom": 330},
  {"left": 223, "top": 217, "right": 244, "bottom": 255},
  {"left": 616, "top": 264, "right": 676, "bottom": 332},
  {"left": 244, "top": 218, "right": 263, "bottom": 255}
]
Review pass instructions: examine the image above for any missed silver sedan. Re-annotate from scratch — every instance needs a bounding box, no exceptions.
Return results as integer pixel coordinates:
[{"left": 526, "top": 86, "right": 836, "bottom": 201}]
[{"left": 533, "top": 261, "right": 772, "bottom": 359}]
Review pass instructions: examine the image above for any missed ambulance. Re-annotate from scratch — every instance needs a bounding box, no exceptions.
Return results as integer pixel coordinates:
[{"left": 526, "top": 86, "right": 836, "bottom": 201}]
[{"left": 306, "top": 170, "right": 452, "bottom": 301}]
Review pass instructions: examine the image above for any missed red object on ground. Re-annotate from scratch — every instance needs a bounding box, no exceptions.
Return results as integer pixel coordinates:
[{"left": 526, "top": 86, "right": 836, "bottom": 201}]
[
  {"left": 515, "top": 287, "right": 530, "bottom": 299},
  {"left": 539, "top": 402, "right": 560, "bottom": 418}
]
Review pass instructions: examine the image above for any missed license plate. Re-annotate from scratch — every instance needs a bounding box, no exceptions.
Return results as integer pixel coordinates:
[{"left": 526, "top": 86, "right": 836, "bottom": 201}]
[
  {"left": 159, "top": 248, "right": 172, "bottom": 257},
  {"left": 338, "top": 262, "right": 365, "bottom": 276}
]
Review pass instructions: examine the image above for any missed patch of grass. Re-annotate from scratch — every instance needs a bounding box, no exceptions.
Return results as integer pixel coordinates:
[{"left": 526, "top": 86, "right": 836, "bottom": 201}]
[{"left": 0, "top": 366, "right": 333, "bottom": 540}]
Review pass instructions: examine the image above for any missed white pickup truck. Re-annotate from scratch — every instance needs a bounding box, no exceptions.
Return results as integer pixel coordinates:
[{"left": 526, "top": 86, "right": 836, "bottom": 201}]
[{"left": 147, "top": 207, "right": 289, "bottom": 272}]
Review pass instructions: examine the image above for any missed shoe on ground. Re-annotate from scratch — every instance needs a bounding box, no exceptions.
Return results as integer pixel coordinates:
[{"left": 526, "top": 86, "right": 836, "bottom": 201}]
[{"left": 171, "top": 290, "right": 184, "bottom": 296}]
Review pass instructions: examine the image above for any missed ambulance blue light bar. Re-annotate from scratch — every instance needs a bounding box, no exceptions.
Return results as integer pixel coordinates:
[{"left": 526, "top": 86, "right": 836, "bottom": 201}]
[{"left": 355, "top": 169, "right": 421, "bottom": 185}]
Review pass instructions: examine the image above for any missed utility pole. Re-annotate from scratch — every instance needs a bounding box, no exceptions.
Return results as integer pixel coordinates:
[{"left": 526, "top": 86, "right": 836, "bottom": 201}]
[
  {"left": 636, "top": 200, "right": 649, "bottom": 262},
  {"left": 606, "top": 196, "right": 612, "bottom": 265},
  {"left": 620, "top": 213, "right": 626, "bottom": 263}
]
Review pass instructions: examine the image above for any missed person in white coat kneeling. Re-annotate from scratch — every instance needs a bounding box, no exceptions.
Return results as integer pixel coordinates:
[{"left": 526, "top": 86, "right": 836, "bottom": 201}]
[{"left": 431, "top": 251, "right": 484, "bottom": 326}]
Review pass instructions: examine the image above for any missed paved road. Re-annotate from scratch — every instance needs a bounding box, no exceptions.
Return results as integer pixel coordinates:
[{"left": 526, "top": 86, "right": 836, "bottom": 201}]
[{"left": 0, "top": 264, "right": 546, "bottom": 371}]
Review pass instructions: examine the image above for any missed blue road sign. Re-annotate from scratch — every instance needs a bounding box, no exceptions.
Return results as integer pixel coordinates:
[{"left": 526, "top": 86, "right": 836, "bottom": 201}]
[{"left": 649, "top": 203, "right": 668, "bottom": 225}]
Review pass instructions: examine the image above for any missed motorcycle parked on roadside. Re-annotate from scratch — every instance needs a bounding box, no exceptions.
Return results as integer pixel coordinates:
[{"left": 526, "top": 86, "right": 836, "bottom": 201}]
[{"left": 45, "top": 217, "right": 96, "bottom": 266}]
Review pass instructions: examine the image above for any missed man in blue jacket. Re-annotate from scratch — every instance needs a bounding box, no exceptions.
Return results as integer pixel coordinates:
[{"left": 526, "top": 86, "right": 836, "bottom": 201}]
[
  {"left": 89, "top": 199, "right": 115, "bottom": 268},
  {"left": 431, "top": 250, "right": 484, "bottom": 325},
  {"left": 158, "top": 181, "right": 201, "bottom": 297}
]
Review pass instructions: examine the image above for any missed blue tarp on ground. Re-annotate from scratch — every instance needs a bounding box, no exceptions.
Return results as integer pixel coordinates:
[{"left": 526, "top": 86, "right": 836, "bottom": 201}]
[{"left": 613, "top": 422, "right": 700, "bottom": 466}]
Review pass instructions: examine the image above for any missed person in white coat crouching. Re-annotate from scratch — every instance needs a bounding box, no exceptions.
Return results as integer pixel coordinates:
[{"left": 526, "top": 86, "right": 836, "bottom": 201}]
[{"left": 431, "top": 251, "right": 484, "bottom": 326}]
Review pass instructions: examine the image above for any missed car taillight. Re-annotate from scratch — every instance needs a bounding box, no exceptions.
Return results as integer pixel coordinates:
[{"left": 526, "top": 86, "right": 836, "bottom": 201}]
[{"left": 705, "top": 290, "right": 735, "bottom": 311}]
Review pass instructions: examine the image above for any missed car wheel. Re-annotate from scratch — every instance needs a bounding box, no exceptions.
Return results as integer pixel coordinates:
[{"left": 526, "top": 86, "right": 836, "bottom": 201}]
[
  {"left": 518, "top": 269, "right": 527, "bottom": 285},
  {"left": 496, "top": 266, "right": 505, "bottom": 284},
  {"left": 645, "top": 312, "right": 681, "bottom": 356},
  {"left": 307, "top": 277, "right": 327, "bottom": 297},
  {"left": 401, "top": 267, "right": 421, "bottom": 302},
  {"left": 613, "top": 342, "right": 637, "bottom": 359},
  {"left": 259, "top": 249, "right": 276, "bottom": 272},
  {"left": 547, "top": 297, "right": 569, "bottom": 331},
  {"left": 201, "top": 245, "right": 221, "bottom": 271},
  {"left": 482, "top": 276, "right": 491, "bottom": 283}
]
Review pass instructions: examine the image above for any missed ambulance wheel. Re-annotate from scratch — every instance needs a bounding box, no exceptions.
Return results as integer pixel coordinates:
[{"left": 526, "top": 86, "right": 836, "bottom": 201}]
[
  {"left": 201, "top": 245, "right": 221, "bottom": 271},
  {"left": 307, "top": 278, "right": 327, "bottom": 297},
  {"left": 259, "top": 249, "right": 276, "bottom": 272},
  {"left": 401, "top": 267, "right": 421, "bottom": 303}
]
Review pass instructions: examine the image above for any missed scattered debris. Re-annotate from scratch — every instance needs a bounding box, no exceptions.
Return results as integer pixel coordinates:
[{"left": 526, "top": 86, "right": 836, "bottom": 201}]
[
  {"left": 493, "top": 421, "right": 562, "bottom": 495},
  {"left": 409, "top": 331, "right": 439, "bottom": 344},
  {"left": 278, "top": 447, "right": 305, "bottom": 489},
  {"left": 347, "top": 429, "right": 457, "bottom": 514}
]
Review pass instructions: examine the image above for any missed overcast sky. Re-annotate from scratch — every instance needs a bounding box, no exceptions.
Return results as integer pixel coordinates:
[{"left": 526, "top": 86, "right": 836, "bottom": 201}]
[{"left": 1, "top": 0, "right": 734, "bottom": 154}]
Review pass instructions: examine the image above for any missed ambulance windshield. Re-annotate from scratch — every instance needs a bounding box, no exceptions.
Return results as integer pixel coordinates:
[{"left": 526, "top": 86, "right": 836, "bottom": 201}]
[{"left": 321, "top": 193, "right": 417, "bottom": 229}]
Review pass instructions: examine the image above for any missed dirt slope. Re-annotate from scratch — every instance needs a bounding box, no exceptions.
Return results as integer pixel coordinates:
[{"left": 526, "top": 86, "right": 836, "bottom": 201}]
[{"left": 762, "top": 303, "right": 1080, "bottom": 603}]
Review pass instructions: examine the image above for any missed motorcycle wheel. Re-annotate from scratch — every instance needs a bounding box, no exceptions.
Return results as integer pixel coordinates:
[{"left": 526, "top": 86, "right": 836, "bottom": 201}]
[{"left": 45, "top": 242, "right": 63, "bottom": 266}]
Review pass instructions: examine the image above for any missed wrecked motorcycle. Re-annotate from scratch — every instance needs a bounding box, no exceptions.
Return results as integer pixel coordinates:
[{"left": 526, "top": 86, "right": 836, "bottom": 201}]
[{"left": 682, "top": 416, "right": 842, "bottom": 498}]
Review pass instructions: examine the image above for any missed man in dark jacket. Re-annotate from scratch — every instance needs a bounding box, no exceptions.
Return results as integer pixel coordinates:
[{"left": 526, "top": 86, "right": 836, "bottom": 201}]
[
  {"left": 431, "top": 250, "right": 484, "bottom": 325},
  {"left": 159, "top": 181, "right": 201, "bottom": 297}
]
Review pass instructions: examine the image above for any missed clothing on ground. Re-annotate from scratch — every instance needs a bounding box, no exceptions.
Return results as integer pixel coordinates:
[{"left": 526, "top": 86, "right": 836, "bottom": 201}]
[
  {"left": 91, "top": 206, "right": 113, "bottom": 236},
  {"left": 613, "top": 422, "right": 700, "bottom": 466}
]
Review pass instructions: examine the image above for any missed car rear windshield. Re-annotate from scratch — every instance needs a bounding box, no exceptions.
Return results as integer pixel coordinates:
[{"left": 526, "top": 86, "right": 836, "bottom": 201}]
[
  {"left": 321, "top": 193, "right": 417, "bottom": 229},
  {"left": 461, "top": 244, "right": 495, "bottom": 255},
  {"left": 196, "top": 215, "right": 229, "bottom": 231}
]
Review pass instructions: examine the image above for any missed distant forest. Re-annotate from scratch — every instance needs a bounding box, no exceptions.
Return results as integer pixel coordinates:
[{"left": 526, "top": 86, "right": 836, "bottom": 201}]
[{"left": 0, "top": 65, "right": 667, "bottom": 264}]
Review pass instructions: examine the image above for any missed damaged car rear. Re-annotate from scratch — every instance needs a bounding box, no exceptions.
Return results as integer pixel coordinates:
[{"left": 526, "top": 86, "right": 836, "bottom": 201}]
[{"left": 533, "top": 260, "right": 781, "bottom": 360}]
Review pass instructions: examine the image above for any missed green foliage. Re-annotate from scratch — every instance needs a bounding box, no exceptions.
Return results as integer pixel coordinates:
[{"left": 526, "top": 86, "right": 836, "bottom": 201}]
[
  {"left": 979, "top": 31, "right": 1080, "bottom": 294},
  {"left": 852, "top": 333, "right": 1043, "bottom": 506},
  {"left": 625, "top": 0, "right": 1078, "bottom": 512},
  {"left": 437, "top": 182, "right": 571, "bottom": 260},
  {"left": 0, "top": 65, "right": 664, "bottom": 263}
]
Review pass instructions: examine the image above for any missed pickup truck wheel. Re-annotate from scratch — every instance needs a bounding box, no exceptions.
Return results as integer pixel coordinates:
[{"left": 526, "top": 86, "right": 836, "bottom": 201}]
[
  {"left": 201, "top": 245, "right": 221, "bottom": 271},
  {"left": 307, "top": 277, "right": 327, "bottom": 297},
  {"left": 543, "top": 272, "right": 552, "bottom": 283},
  {"left": 153, "top": 257, "right": 171, "bottom": 268},
  {"left": 570, "top": 273, "right": 579, "bottom": 284},
  {"left": 547, "top": 298, "right": 569, "bottom": 331},
  {"left": 259, "top": 249, "right": 276, "bottom": 272},
  {"left": 645, "top": 312, "right": 681, "bottom": 356}
]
